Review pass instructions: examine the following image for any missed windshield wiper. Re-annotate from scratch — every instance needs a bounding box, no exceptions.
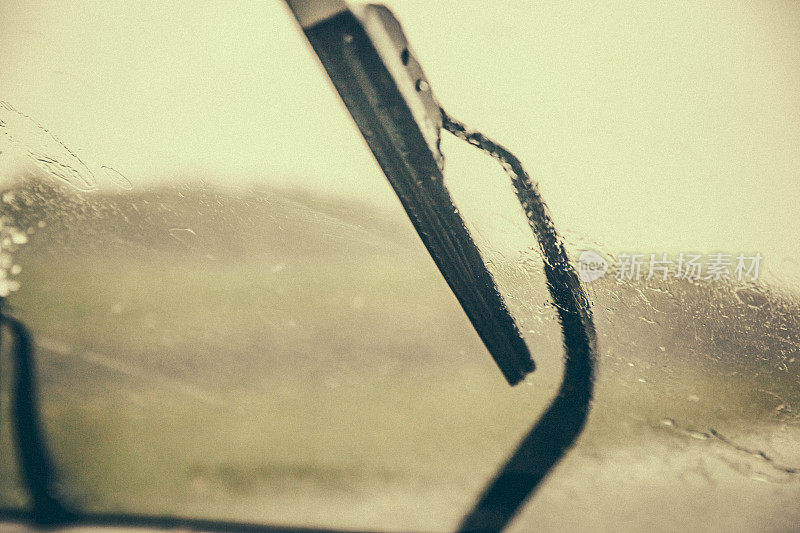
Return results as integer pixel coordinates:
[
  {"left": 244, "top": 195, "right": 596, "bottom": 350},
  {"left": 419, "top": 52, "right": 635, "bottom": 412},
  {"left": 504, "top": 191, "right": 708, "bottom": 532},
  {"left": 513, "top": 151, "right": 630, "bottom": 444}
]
[
  {"left": 285, "top": 3, "right": 598, "bottom": 530},
  {"left": 285, "top": 0, "right": 535, "bottom": 385}
]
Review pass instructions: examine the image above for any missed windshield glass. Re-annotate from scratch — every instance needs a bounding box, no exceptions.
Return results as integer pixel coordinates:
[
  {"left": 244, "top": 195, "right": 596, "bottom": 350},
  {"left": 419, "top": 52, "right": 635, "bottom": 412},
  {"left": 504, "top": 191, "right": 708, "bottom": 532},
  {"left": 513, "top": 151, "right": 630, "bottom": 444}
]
[{"left": 1, "top": 2, "right": 799, "bottom": 531}]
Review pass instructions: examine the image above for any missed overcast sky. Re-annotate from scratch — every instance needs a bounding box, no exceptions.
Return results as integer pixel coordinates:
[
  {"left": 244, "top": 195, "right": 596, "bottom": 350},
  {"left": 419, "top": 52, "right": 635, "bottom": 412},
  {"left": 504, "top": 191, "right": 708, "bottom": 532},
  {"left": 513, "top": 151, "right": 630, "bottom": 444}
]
[{"left": 2, "top": 1, "right": 799, "bottom": 282}]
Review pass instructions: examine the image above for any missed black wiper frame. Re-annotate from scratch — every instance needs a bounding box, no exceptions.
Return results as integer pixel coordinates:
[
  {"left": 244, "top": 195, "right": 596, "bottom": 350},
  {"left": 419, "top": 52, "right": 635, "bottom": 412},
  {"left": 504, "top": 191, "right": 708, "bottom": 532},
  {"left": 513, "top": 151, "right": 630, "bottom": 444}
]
[{"left": 285, "top": 0, "right": 535, "bottom": 385}]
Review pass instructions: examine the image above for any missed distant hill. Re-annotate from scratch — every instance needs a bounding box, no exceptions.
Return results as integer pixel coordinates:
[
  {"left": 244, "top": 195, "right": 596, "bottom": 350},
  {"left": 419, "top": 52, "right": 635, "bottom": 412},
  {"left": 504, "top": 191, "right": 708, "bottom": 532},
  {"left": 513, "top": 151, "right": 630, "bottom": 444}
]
[{"left": 2, "top": 175, "right": 420, "bottom": 263}]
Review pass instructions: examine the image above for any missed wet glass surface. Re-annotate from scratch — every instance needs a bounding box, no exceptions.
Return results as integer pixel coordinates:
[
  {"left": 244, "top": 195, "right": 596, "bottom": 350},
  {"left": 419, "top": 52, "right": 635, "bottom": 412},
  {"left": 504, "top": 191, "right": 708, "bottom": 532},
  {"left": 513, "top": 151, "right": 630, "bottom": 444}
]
[{"left": 2, "top": 1, "right": 800, "bottom": 531}]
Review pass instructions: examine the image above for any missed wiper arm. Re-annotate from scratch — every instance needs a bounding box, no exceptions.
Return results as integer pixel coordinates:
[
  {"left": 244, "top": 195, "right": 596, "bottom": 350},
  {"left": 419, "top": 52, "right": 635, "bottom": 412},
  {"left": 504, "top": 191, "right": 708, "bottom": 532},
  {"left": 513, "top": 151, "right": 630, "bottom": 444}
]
[{"left": 285, "top": 0, "right": 535, "bottom": 385}]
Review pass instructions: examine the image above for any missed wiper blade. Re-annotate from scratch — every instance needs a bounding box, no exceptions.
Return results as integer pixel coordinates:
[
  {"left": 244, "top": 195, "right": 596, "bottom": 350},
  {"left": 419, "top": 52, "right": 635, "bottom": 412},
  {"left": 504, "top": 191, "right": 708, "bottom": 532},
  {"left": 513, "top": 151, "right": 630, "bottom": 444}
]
[{"left": 285, "top": 0, "right": 534, "bottom": 385}]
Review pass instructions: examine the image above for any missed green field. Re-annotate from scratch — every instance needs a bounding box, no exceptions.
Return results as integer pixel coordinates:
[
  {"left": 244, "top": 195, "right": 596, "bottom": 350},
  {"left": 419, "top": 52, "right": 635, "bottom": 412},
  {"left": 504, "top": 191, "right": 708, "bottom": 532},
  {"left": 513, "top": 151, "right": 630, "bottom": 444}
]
[{"left": 2, "top": 178, "right": 800, "bottom": 532}]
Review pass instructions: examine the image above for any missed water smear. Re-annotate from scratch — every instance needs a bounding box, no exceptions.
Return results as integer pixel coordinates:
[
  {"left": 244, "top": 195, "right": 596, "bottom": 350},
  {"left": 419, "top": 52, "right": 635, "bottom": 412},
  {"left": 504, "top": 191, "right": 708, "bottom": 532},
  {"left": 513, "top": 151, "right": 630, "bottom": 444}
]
[{"left": 0, "top": 101, "right": 131, "bottom": 192}]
